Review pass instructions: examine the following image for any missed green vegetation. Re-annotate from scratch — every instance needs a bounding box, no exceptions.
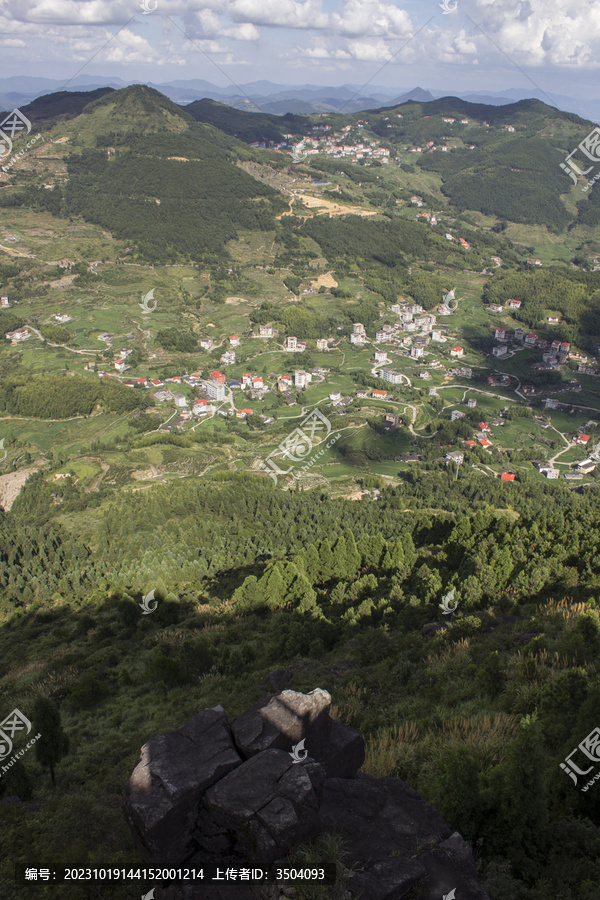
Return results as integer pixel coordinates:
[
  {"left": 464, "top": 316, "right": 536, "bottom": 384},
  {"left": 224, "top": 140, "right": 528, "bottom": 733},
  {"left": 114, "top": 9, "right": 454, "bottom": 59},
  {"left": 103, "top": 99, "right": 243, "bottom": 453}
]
[
  {"left": 1, "top": 475, "right": 600, "bottom": 899},
  {"left": 1, "top": 83, "right": 600, "bottom": 900}
]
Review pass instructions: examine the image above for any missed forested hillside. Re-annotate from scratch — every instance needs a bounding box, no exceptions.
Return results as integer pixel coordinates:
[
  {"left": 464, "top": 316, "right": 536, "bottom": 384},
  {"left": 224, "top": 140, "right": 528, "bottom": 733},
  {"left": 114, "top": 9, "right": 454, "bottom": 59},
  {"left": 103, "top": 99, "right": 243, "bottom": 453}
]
[
  {"left": 0, "top": 86, "right": 288, "bottom": 264},
  {"left": 1, "top": 472, "right": 600, "bottom": 899}
]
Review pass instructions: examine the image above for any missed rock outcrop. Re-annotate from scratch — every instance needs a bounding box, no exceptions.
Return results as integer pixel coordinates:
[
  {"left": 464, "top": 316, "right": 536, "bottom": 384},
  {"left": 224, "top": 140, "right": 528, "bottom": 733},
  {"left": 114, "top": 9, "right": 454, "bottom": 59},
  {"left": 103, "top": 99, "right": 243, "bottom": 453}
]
[{"left": 123, "top": 688, "right": 490, "bottom": 900}]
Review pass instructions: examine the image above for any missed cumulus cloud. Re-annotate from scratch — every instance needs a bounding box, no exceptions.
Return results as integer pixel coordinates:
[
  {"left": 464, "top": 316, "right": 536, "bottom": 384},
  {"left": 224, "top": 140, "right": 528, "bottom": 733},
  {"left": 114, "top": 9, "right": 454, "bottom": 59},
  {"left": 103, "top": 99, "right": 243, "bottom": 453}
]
[{"left": 0, "top": 0, "right": 599, "bottom": 71}]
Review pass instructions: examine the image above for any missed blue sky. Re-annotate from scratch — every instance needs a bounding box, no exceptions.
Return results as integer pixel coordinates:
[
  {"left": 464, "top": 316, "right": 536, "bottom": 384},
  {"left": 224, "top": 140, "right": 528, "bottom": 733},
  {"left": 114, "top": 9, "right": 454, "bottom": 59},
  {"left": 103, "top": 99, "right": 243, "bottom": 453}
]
[{"left": 0, "top": 0, "right": 599, "bottom": 101}]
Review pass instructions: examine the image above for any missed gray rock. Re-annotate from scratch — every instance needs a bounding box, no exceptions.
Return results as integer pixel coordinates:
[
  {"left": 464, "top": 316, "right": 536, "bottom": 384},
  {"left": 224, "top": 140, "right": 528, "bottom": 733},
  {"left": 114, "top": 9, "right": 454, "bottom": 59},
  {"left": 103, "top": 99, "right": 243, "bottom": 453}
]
[
  {"left": 202, "top": 749, "right": 325, "bottom": 865},
  {"left": 422, "top": 621, "right": 449, "bottom": 637},
  {"left": 231, "top": 688, "right": 332, "bottom": 760},
  {"left": 123, "top": 705, "right": 242, "bottom": 866},
  {"left": 122, "top": 691, "right": 490, "bottom": 900},
  {"left": 421, "top": 831, "right": 491, "bottom": 900},
  {"left": 319, "top": 774, "right": 490, "bottom": 900},
  {"left": 263, "top": 669, "right": 290, "bottom": 692},
  {"left": 319, "top": 717, "right": 365, "bottom": 779}
]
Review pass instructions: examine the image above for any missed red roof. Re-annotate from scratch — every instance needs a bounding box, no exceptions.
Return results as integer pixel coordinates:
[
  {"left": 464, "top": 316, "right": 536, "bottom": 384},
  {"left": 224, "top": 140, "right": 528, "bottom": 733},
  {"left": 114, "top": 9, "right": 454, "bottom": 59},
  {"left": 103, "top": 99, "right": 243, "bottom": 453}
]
[
  {"left": 241, "top": 408, "right": 253, "bottom": 414},
  {"left": 501, "top": 472, "right": 515, "bottom": 481},
  {"left": 479, "top": 422, "right": 490, "bottom": 430},
  {"left": 578, "top": 434, "right": 590, "bottom": 442},
  {"left": 373, "top": 389, "right": 387, "bottom": 397},
  {"left": 479, "top": 438, "right": 492, "bottom": 447},
  {"left": 451, "top": 346, "right": 463, "bottom": 352},
  {"left": 464, "top": 440, "right": 477, "bottom": 447}
]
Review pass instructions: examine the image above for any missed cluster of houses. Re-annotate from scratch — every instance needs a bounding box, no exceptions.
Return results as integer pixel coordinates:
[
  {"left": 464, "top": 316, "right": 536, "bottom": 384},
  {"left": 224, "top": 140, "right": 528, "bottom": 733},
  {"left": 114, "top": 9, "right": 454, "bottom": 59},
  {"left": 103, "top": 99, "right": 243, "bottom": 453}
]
[
  {"left": 250, "top": 121, "right": 391, "bottom": 164},
  {"left": 490, "top": 320, "right": 576, "bottom": 368}
]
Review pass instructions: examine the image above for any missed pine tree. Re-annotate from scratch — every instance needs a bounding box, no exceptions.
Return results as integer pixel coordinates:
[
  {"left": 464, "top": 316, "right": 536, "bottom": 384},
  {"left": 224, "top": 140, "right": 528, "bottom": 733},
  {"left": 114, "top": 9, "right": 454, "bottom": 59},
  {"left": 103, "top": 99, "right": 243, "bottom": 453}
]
[
  {"left": 263, "top": 564, "right": 285, "bottom": 610},
  {"left": 303, "top": 544, "right": 320, "bottom": 584},
  {"left": 331, "top": 535, "right": 347, "bottom": 580},
  {"left": 318, "top": 539, "right": 334, "bottom": 582},
  {"left": 343, "top": 530, "right": 361, "bottom": 579}
]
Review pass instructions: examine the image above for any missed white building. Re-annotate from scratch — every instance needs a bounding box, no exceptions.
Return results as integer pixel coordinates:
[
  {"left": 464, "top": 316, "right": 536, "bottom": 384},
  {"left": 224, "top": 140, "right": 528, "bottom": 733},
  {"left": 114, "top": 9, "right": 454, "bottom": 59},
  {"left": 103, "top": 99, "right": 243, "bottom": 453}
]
[
  {"left": 374, "top": 350, "right": 389, "bottom": 364},
  {"left": 6, "top": 328, "right": 30, "bottom": 341},
  {"left": 378, "top": 368, "right": 404, "bottom": 384},
  {"left": 202, "top": 380, "right": 225, "bottom": 401},
  {"left": 172, "top": 392, "right": 188, "bottom": 408},
  {"left": 411, "top": 346, "right": 424, "bottom": 359}
]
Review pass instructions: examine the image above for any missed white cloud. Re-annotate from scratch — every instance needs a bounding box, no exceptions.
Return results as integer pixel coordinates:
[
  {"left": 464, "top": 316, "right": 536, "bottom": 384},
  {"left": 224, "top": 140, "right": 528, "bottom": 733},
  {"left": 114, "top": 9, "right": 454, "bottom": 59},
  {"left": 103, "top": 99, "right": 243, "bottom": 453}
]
[
  {"left": 1, "top": 0, "right": 600, "bottom": 75},
  {"left": 331, "top": 0, "right": 412, "bottom": 39},
  {"left": 103, "top": 28, "right": 159, "bottom": 62},
  {"left": 227, "top": 0, "right": 328, "bottom": 30}
]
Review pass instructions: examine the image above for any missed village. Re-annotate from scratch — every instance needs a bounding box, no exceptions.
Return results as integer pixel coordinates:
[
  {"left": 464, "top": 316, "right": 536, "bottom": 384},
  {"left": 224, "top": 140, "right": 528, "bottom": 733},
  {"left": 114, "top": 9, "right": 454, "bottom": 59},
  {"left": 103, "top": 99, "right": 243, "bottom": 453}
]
[{"left": 4, "top": 283, "right": 597, "bottom": 486}]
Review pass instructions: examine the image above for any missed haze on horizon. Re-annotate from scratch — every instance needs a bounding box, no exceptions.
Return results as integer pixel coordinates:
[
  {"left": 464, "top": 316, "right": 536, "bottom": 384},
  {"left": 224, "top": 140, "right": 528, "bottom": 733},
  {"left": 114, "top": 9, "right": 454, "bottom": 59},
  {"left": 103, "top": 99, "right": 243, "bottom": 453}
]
[{"left": 0, "top": 0, "right": 598, "bottom": 110}]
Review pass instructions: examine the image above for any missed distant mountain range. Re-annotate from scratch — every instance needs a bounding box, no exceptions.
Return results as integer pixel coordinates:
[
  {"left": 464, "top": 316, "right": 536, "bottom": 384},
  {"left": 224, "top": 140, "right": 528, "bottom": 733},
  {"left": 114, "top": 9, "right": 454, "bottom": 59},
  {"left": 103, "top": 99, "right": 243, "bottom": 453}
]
[{"left": 0, "top": 74, "right": 598, "bottom": 122}]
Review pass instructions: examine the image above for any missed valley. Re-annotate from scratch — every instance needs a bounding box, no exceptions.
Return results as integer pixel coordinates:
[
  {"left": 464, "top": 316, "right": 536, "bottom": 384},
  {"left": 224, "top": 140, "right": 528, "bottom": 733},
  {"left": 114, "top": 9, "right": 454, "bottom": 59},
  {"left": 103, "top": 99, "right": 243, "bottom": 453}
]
[{"left": 1, "top": 84, "right": 600, "bottom": 900}]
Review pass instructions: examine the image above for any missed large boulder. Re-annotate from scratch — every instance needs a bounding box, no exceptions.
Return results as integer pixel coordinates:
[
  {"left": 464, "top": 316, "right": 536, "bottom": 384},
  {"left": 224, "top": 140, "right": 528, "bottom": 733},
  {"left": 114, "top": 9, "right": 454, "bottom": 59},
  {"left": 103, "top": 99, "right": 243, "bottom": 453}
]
[
  {"left": 122, "top": 691, "right": 490, "bottom": 900},
  {"left": 231, "top": 688, "right": 332, "bottom": 760},
  {"left": 201, "top": 749, "right": 325, "bottom": 865},
  {"left": 123, "top": 705, "right": 242, "bottom": 866},
  {"left": 319, "top": 774, "right": 490, "bottom": 900}
]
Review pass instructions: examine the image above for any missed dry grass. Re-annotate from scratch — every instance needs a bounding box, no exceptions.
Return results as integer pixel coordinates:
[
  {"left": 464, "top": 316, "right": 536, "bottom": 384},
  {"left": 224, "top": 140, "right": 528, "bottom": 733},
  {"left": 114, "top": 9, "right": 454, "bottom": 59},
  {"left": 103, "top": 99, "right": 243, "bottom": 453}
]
[
  {"left": 330, "top": 681, "right": 368, "bottom": 728},
  {"left": 364, "top": 721, "right": 420, "bottom": 778},
  {"left": 426, "top": 637, "right": 471, "bottom": 674},
  {"left": 24, "top": 666, "right": 81, "bottom": 699},
  {"left": 364, "top": 712, "right": 518, "bottom": 779},
  {"left": 540, "top": 597, "right": 592, "bottom": 628}
]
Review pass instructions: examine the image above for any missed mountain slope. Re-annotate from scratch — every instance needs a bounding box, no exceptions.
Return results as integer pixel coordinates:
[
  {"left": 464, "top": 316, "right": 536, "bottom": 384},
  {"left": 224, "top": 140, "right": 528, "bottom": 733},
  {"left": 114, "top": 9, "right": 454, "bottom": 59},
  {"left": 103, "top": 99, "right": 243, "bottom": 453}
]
[{"left": 3, "top": 85, "right": 288, "bottom": 264}]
